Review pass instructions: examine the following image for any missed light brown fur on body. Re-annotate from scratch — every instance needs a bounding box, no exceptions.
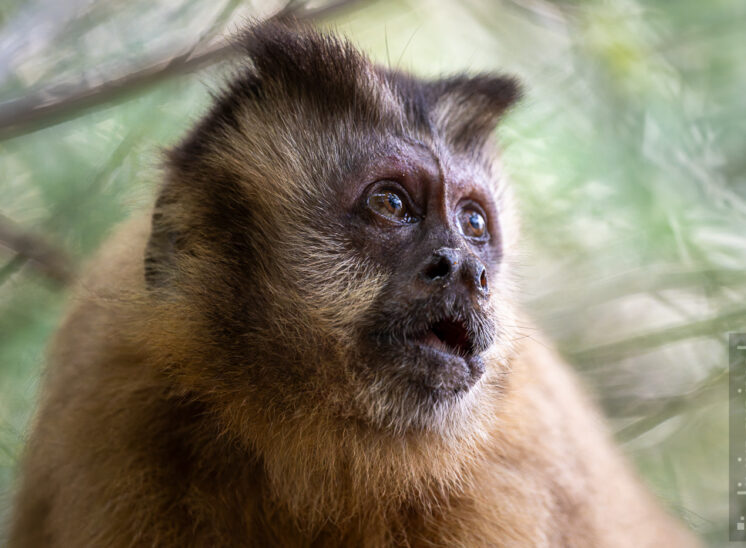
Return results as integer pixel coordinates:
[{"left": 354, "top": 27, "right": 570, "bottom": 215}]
[{"left": 11, "top": 22, "right": 698, "bottom": 547}]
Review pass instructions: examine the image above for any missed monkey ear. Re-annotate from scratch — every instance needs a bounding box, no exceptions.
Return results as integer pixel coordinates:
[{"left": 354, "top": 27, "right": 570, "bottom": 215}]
[{"left": 427, "top": 75, "right": 522, "bottom": 150}]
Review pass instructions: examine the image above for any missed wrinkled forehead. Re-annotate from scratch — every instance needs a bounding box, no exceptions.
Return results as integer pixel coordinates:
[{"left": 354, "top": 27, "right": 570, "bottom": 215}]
[{"left": 239, "top": 70, "right": 506, "bottom": 202}]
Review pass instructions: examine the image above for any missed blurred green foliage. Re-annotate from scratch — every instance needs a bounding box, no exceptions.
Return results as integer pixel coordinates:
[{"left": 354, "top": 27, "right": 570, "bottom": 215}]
[{"left": 0, "top": 0, "right": 744, "bottom": 544}]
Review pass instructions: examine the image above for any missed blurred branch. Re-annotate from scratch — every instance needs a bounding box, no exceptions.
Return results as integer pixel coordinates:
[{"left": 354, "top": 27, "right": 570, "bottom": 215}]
[
  {"left": 530, "top": 266, "right": 746, "bottom": 312},
  {"left": 615, "top": 370, "right": 725, "bottom": 442},
  {"left": 0, "top": 0, "right": 367, "bottom": 141},
  {"left": 571, "top": 307, "right": 746, "bottom": 366},
  {"left": 606, "top": 369, "right": 725, "bottom": 419},
  {"left": 0, "top": 255, "right": 27, "bottom": 285},
  {"left": 0, "top": 213, "right": 74, "bottom": 285}
]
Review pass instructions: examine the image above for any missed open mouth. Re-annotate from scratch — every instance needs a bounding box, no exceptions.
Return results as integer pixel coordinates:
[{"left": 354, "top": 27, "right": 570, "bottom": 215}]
[
  {"left": 365, "top": 308, "right": 489, "bottom": 401},
  {"left": 413, "top": 317, "right": 475, "bottom": 358}
]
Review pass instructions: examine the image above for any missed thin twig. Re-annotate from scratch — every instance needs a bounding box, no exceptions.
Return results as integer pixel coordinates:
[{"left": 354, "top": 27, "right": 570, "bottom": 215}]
[
  {"left": 0, "top": 0, "right": 367, "bottom": 141},
  {"left": 0, "top": 213, "right": 74, "bottom": 285}
]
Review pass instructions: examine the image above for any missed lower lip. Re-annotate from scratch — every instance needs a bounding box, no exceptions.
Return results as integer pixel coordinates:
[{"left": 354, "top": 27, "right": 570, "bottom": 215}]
[
  {"left": 413, "top": 340, "right": 468, "bottom": 361},
  {"left": 405, "top": 342, "right": 485, "bottom": 396},
  {"left": 406, "top": 341, "right": 486, "bottom": 381}
]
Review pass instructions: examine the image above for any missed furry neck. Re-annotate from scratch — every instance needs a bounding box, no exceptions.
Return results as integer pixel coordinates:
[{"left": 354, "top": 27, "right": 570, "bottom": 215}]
[{"left": 212, "top": 369, "right": 511, "bottom": 537}]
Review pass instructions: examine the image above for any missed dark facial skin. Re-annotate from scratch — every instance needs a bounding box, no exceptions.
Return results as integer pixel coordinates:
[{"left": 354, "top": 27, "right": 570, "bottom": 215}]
[{"left": 345, "top": 139, "right": 501, "bottom": 405}]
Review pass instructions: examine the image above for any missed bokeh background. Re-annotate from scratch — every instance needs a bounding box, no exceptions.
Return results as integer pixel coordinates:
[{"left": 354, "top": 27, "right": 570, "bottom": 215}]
[{"left": 1, "top": 0, "right": 744, "bottom": 544}]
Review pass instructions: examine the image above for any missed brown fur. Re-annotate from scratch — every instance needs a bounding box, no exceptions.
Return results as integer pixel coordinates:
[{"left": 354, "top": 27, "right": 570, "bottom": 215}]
[{"left": 10, "top": 21, "right": 699, "bottom": 547}]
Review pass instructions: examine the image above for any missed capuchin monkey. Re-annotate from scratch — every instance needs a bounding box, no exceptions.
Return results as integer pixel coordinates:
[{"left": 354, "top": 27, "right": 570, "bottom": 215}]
[{"left": 10, "top": 21, "right": 699, "bottom": 547}]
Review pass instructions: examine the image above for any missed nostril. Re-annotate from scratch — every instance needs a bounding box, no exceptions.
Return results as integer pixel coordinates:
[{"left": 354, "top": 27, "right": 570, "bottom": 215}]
[
  {"left": 424, "top": 255, "right": 453, "bottom": 281},
  {"left": 479, "top": 268, "right": 488, "bottom": 293}
]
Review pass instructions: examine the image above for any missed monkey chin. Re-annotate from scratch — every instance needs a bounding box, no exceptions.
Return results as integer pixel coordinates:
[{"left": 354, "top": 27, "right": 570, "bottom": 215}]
[
  {"left": 352, "top": 357, "right": 489, "bottom": 436},
  {"left": 354, "top": 310, "right": 495, "bottom": 434},
  {"left": 402, "top": 340, "right": 486, "bottom": 400}
]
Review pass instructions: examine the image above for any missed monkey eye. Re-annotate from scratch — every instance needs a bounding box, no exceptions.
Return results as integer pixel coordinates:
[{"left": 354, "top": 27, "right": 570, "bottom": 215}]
[
  {"left": 459, "top": 208, "right": 488, "bottom": 240},
  {"left": 367, "top": 188, "right": 418, "bottom": 224}
]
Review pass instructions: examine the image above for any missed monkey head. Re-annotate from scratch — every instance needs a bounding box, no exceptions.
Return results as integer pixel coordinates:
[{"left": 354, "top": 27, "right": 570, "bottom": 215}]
[{"left": 144, "top": 21, "right": 522, "bottom": 438}]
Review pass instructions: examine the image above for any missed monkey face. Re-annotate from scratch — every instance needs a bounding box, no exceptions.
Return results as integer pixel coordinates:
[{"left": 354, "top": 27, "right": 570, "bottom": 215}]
[
  {"left": 345, "top": 142, "right": 502, "bottom": 420},
  {"left": 150, "top": 23, "right": 520, "bottom": 435}
]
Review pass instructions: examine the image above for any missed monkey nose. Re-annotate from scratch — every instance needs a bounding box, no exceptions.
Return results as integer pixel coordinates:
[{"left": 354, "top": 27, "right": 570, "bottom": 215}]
[
  {"left": 420, "top": 248, "right": 488, "bottom": 298},
  {"left": 421, "top": 248, "right": 460, "bottom": 283},
  {"left": 464, "top": 256, "right": 489, "bottom": 297}
]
